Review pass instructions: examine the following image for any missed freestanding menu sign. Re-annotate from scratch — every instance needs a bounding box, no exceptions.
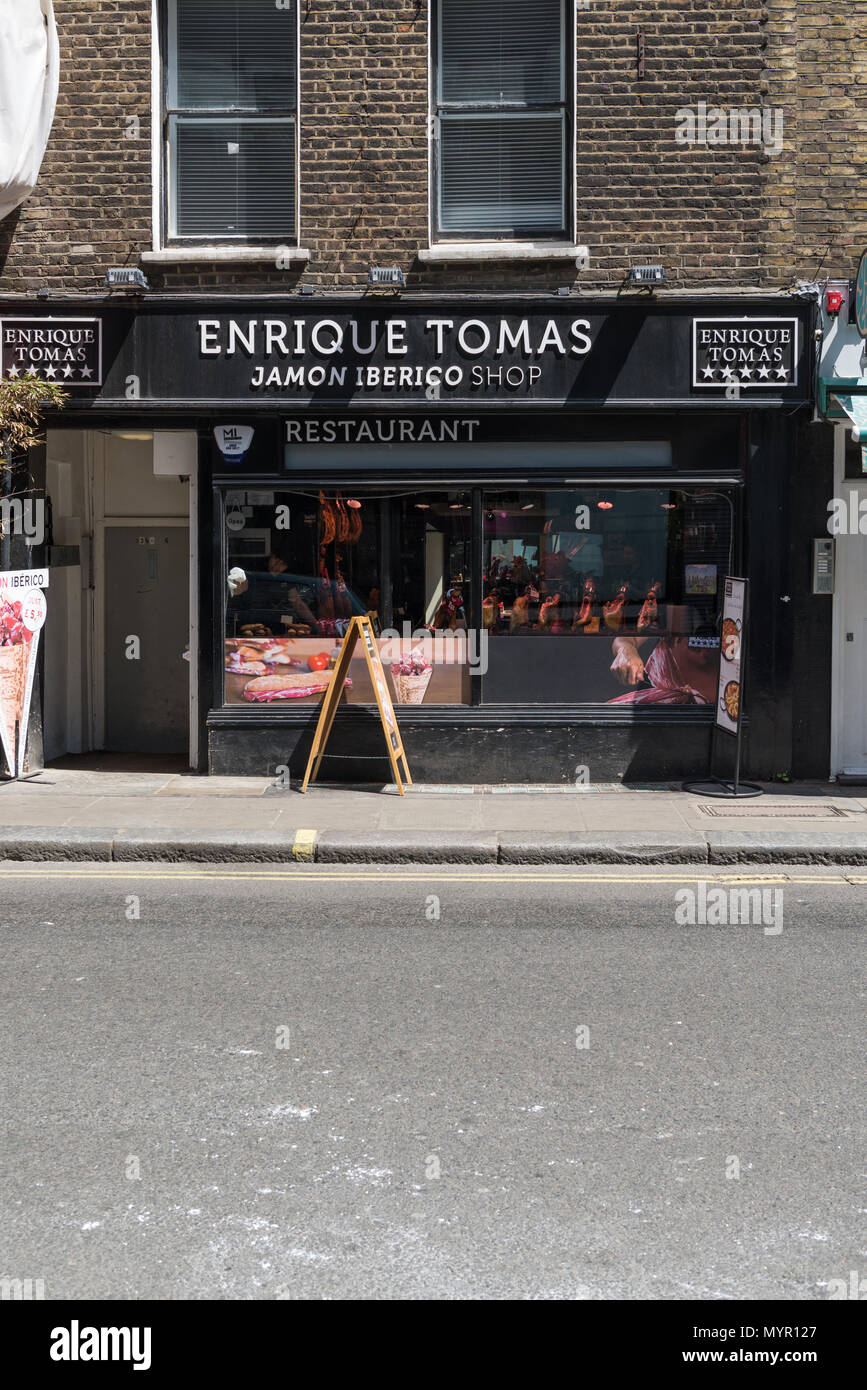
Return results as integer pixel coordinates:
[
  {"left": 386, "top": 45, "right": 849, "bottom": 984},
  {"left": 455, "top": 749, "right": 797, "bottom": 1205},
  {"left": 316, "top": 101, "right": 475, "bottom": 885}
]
[
  {"left": 683, "top": 575, "right": 761, "bottom": 798},
  {"left": 301, "top": 613, "right": 412, "bottom": 795},
  {"left": 0, "top": 568, "right": 49, "bottom": 779},
  {"left": 716, "top": 577, "right": 746, "bottom": 736}
]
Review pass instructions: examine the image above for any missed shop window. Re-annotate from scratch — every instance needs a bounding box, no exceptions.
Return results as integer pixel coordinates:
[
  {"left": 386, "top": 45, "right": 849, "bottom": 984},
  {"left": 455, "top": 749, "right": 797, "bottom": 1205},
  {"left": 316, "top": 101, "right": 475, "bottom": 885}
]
[
  {"left": 482, "top": 488, "right": 735, "bottom": 705},
  {"left": 433, "top": 0, "right": 570, "bottom": 240},
  {"left": 222, "top": 490, "right": 473, "bottom": 708},
  {"left": 221, "top": 485, "right": 735, "bottom": 712},
  {"left": 164, "top": 0, "right": 298, "bottom": 241}
]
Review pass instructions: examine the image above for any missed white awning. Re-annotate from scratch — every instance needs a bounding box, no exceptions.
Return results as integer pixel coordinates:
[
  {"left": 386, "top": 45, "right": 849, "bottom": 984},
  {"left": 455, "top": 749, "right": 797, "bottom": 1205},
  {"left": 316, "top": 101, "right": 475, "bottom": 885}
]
[
  {"left": 0, "top": 0, "right": 59, "bottom": 222},
  {"left": 833, "top": 392, "right": 867, "bottom": 442}
]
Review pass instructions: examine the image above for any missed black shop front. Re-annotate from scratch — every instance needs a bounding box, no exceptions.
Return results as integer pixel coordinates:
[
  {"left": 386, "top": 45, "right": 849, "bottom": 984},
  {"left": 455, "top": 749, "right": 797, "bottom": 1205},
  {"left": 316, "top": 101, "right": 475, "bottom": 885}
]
[{"left": 12, "top": 294, "right": 819, "bottom": 782}]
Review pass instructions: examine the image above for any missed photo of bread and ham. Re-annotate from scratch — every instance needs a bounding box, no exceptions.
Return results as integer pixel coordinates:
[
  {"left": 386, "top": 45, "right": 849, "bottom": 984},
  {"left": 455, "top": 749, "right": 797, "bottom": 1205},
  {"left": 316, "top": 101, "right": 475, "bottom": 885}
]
[
  {"left": 225, "top": 639, "right": 351, "bottom": 702},
  {"left": 225, "top": 638, "right": 304, "bottom": 676}
]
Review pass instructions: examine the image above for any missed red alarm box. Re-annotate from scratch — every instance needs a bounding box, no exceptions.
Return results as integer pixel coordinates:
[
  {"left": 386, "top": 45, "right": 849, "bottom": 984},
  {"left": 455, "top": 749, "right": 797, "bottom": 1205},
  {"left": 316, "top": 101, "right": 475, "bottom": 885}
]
[{"left": 825, "top": 288, "right": 844, "bottom": 315}]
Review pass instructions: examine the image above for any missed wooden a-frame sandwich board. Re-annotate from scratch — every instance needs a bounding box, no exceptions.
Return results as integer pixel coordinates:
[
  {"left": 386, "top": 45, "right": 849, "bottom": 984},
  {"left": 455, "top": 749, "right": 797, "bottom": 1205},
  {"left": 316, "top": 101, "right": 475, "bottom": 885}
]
[{"left": 300, "top": 614, "right": 413, "bottom": 794}]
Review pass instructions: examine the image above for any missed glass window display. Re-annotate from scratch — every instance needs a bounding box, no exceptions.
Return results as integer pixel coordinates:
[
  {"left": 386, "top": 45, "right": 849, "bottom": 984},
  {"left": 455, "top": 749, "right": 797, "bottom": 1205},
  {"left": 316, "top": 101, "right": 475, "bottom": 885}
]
[
  {"left": 482, "top": 487, "right": 735, "bottom": 704},
  {"left": 220, "top": 484, "right": 735, "bottom": 710}
]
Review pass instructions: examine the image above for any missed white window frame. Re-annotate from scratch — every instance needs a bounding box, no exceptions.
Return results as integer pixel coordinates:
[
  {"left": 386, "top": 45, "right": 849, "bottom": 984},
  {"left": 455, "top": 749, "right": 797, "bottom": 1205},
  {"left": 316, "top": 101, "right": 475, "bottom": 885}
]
[
  {"left": 152, "top": 0, "right": 301, "bottom": 250},
  {"left": 428, "top": 0, "right": 574, "bottom": 246}
]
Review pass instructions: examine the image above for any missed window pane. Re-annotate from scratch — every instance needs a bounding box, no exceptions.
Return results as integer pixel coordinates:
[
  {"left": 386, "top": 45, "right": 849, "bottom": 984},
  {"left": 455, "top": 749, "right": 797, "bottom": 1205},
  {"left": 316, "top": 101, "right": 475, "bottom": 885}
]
[
  {"left": 440, "top": 0, "right": 563, "bottom": 104},
  {"left": 173, "top": 0, "right": 297, "bottom": 110},
  {"left": 440, "top": 114, "right": 564, "bottom": 234},
  {"left": 173, "top": 118, "right": 295, "bottom": 237},
  {"left": 223, "top": 492, "right": 473, "bottom": 707},
  {"left": 224, "top": 491, "right": 379, "bottom": 707},
  {"left": 386, "top": 492, "right": 473, "bottom": 705},
  {"left": 482, "top": 488, "right": 734, "bottom": 705}
]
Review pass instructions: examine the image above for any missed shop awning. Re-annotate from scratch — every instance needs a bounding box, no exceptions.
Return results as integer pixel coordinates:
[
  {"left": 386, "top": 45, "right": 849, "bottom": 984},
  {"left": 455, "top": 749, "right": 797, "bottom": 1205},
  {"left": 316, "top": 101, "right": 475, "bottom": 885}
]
[
  {"left": 832, "top": 392, "right": 867, "bottom": 439},
  {"left": 818, "top": 377, "right": 867, "bottom": 420}
]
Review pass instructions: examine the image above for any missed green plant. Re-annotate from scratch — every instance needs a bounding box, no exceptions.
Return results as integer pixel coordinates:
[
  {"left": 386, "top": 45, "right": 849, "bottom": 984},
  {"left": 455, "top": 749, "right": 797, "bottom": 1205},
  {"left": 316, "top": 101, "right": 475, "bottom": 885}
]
[{"left": 0, "top": 372, "right": 67, "bottom": 462}]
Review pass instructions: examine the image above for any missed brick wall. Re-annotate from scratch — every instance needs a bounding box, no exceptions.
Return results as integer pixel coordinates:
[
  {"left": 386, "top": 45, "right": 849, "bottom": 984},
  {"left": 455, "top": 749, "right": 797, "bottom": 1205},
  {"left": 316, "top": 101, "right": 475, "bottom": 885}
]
[
  {"left": 764, "top": 0, "right": 867, "bottom": 285},
  {"left": 0, "top": 1, "right": 862, "bottom": 297}
]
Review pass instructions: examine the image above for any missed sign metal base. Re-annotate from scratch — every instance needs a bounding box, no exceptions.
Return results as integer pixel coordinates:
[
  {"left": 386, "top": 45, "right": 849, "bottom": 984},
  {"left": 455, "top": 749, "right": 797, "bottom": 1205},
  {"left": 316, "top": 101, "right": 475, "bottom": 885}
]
[{"left": 682, "top": 776, "right": 763, "bottom": 799}]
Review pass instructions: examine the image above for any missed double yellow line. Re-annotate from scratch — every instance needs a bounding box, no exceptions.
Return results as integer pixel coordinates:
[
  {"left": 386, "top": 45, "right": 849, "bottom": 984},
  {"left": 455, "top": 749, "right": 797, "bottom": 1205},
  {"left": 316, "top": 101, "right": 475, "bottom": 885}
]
[{"left": 0, "top": 868, "right": 860, "bottom": 885}]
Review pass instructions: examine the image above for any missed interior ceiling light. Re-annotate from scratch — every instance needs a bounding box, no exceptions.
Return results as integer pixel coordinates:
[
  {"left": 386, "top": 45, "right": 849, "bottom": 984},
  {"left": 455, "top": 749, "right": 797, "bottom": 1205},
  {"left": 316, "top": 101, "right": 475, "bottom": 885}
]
[
  {"left": 346, "top": 498, "right": 361, "bottom": 508},
  {"left": 661, "top": 503, "right": 677, "bottom": 510},
  {"left": 414, "top": 503, "right": 430, "bottom": 510},
  {"left": 114, "top": 431, "right": 153, "bottom": 441},
  {"left": 597, "top": 500, "right": 614, "bottom": 510},
  {"left": 521, "top": 502, "right": 535, "bottom": 510}
]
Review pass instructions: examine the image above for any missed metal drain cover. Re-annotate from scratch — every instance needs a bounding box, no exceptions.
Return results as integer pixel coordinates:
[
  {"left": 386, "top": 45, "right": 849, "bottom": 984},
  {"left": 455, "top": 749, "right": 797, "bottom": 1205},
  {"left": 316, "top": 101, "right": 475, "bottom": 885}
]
[{"left": 696, "top": 803, "right": 852, "bottom": 818}]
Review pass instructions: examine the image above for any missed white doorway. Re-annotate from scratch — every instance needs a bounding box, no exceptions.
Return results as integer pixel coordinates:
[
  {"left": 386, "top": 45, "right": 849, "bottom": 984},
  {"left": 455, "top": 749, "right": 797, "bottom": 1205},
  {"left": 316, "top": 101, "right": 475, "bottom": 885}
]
[
  {"left": 42, "top": 429, "right": 194, "bottom": 766},
  {"left": 831, "top": 425, "right": 867, "bottom": 777}
]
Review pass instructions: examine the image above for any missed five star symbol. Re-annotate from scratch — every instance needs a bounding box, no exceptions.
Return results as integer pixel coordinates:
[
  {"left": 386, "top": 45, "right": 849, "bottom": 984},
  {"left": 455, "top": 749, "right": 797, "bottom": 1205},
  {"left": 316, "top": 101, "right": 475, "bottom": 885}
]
[
  {"left": 3, "top": 362, "right": 97, "bottom": 382},
  {"left": 700, "top": 360, "right": 792, "bottom": 387}
]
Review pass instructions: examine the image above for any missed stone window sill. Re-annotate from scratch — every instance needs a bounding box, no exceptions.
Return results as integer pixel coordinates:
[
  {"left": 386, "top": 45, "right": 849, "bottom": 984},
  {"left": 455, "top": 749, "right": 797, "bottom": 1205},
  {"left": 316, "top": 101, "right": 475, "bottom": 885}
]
[
  {"left": 141, "top": 246, "right": 310, "bottom": 267},
  {"left": 417, "top": 242, "right": 588, "bottom": 265}
]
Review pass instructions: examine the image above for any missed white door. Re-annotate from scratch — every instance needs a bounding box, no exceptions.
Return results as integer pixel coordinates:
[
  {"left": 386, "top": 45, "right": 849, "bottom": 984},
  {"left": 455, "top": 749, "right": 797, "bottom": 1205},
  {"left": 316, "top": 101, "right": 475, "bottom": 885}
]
[{"left": 833, "top": 433, "right": 867, "bottom": 774}]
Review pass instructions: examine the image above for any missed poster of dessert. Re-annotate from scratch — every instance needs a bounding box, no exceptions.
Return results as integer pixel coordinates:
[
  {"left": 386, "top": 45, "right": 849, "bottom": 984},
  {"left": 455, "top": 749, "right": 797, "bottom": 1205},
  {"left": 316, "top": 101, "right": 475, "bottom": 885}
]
[
  {"left": 716, "top": 577, "right": 746, "bottom": 735},
  {"left": 0, "top": 570, "right": 49, "bottom": 777}
]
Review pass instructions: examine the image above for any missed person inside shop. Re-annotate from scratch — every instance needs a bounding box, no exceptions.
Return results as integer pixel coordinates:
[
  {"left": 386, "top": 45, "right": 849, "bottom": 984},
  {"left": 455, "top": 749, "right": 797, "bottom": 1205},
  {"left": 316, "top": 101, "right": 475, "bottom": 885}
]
[{"left": 228, "top": 547, "right": 314, "bottom": 637}]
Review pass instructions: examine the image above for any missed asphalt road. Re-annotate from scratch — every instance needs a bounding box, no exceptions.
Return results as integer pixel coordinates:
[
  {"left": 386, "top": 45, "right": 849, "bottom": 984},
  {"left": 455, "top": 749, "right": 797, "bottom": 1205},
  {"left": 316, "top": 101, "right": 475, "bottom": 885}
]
[{"left": 0, "top": 863, "right": 864, "bottom": 1301}]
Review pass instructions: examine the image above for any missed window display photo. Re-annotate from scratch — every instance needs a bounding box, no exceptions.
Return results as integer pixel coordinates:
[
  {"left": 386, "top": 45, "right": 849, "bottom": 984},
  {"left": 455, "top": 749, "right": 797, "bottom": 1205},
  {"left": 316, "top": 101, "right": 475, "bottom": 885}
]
[{"left": 481, "top": 487, "right": 735, "bottom": 706}]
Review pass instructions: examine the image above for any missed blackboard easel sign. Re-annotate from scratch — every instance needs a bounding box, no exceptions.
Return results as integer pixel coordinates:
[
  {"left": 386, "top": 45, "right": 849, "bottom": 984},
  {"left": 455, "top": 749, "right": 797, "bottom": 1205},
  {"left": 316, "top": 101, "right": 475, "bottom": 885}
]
[{"left": 300, "top": 614, "right": 412, "bottom": 795}]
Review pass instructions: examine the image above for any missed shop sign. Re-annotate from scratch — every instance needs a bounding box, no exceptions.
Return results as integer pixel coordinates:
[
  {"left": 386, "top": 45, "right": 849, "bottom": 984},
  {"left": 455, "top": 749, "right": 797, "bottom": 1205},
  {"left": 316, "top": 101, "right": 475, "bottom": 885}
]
[
  {"left": 0, "top": 317, "right": 102, "bottom": 386},
  {"left": 692, "top": 318, "right": 798, "bottom": 390},
  {"left": 286, "top": 418, "right": 480, "bottom": 445},
  {"left": 301, "top": 614, "right": 412, "bottom": 795},
  {"left": 197, "top": 309, "right": 594, "bottom": 403}
]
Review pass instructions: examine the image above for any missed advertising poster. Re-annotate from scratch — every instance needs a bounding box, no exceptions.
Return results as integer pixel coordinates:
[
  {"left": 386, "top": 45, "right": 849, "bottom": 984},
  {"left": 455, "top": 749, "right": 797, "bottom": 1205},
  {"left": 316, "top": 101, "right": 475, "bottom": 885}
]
[
  {"left": 716, "top": 576, "right": 746, "bottom": 735},
  {"left": 0, "top": 568, "right": 49, "bottom": 776}
]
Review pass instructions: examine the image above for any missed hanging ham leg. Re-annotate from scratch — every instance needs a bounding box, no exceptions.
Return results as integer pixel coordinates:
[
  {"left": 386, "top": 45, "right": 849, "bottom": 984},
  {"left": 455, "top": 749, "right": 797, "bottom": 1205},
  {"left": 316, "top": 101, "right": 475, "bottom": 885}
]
[
  {"left": 574, "top": 577, "right": 598, "bottom": 629},
  {"left": 637, "top": 581, "right": 662, "bottom": 632},
  {"left": 603, "top": 582, "right": 630, "bottom": 632}
]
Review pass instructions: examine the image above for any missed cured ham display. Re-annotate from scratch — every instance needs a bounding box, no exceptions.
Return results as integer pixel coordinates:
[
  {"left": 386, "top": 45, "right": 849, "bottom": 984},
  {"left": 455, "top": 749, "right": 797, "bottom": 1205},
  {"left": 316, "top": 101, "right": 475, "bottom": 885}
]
[
  {"left": 603, "top": 582, "right": 630, "bottom": 633},
  {"left": 637, "top": 581, "right": 662, "bottom": 631},
  {"left": 573, "top": 577, "right": 601, "bottom": 633}
]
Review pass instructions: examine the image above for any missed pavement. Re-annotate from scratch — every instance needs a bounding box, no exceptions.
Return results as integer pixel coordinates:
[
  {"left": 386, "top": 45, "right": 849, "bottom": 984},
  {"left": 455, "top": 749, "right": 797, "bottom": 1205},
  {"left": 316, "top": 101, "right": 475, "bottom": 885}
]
[
  {"left": 3, "top": 765, "right": 867, "bottom": 863},
  {"left": 1, "top": 864, "right": 863, "bottom": 1300}
]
